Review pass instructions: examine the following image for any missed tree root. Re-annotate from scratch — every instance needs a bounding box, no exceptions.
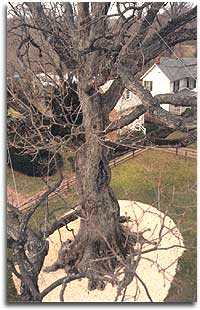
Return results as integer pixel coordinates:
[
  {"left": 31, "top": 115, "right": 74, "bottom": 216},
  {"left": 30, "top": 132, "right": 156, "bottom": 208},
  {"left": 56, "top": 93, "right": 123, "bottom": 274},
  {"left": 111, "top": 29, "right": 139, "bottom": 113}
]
[{"left": 43, "top": 222, "right": 154, "bottom": 291}]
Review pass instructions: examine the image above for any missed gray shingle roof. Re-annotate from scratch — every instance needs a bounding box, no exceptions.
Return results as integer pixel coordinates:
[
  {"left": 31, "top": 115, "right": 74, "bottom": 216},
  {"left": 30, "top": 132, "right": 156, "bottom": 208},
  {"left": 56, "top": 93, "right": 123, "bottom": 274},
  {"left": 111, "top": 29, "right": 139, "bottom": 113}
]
[{"left": 157, "top": 57, "right": 197, "bottom": 81}]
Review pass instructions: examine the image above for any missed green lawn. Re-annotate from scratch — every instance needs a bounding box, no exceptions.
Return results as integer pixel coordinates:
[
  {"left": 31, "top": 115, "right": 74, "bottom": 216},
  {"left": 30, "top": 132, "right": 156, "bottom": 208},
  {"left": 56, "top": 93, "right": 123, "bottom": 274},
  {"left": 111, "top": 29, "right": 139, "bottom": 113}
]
[
  {"left": 7, "top": 148, "right": 74, "bottom": 196},
  {"left": 7, "top": 149, "right": 197, "bottom": 302},
  {"left": 111, "top": 149, "right": 197, "bottom": 302},
  {"left": 167, "top": 130, "right": 188, "bottom": 140},
  {"left": 167, "top": 130, "right": 197, "bottom": 149},
  {"left": 7, "top": 149, "right": 77, "bottom": 302},
  {"left": 7, "top": 167, "right": 46, "bottom": 196},
  {"left": 29, "top": 187, "right": 78, "bottom": 233}
]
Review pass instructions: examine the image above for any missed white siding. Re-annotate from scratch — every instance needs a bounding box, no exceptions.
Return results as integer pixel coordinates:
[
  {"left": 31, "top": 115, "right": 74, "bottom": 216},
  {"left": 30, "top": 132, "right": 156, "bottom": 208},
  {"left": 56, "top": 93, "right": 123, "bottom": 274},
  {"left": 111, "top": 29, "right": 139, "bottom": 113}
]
[
  {"left": 180, "top": 78, "right": 187, "bottom": 89},
  {"left": 101, "top": 80, "right": 144, "bottom": 126},
  {"left": 160, "top": 103, "right": 170, "bottom": 112},
  {"left": 100, "top": 79, "right": 113, "bottom": 92},
  {"left": 126, "top": 114, "right": 144, "bottom": 131},
  {"left": 170, "top": 81, "right": 174, "bottom": 93},
  {"left": 169, "top": 105, "right": 187, "bottom": 115},
  {"left": 142, "top": 64, "right": 196, "bottom": 114},
  {"left": 142, "top": 65, "right": 171, "bottom": 96},
  {"left": 115, "top": 90, "right": 144, "bottom": 127},
  {"left": 115, "top": 93, "right": 142, "bottom": 113}
]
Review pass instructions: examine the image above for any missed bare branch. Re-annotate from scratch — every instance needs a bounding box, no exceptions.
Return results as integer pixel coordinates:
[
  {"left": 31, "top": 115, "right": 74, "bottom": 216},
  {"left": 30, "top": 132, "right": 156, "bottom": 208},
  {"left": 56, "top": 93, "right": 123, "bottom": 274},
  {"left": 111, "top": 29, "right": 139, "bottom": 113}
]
[
  {"left": 45, "top": 210, "right": 79, "bottom": 237},
  {"left": 143, "top": 27, "right": 197, "bottom": 65},
  {"left": 118, "top": 78, "right": 185, "bottom": 130},
  {"left": 102, "top": 78, "right": 125, "bottom": 113},
  {"left": 136, "top": 2, "right": 165, "bottom": 43},
  {"left": 63, "top": 2, "right": 76, "bottom": 32},
  {"left": 154, "top": 6, "right": 196, "bottom": 40},
  {"left": 40, "top": 272, "right": 86, "bottom": 300},
  {"left": 25, "top": 2, "right": 78, "bottom": 69},
  {"left": 91, "top": 2, "right": 111, "bottom": 18},
  {"left": 155, "top": 89, "right": 197, "bottom": 107},
  {"left": 135, "top": 273, "right": 153, "bottom": 302},
  {"left": 135, "top": 129, "right": 197, "bottom": 148},
  {"left": 105, "top": 104, "right": 146, "bottom": 134}
]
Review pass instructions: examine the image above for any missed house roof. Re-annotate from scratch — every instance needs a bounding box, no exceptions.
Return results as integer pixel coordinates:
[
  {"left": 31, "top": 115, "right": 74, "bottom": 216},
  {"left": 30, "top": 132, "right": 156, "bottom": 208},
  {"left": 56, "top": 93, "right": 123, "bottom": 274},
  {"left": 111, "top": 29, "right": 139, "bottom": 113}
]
[
  {"left": 158, "top": 57, "right": 197, "bottom": 81},
  {"left": 141, "top": 57, "right": 197, "bottom": 81}
]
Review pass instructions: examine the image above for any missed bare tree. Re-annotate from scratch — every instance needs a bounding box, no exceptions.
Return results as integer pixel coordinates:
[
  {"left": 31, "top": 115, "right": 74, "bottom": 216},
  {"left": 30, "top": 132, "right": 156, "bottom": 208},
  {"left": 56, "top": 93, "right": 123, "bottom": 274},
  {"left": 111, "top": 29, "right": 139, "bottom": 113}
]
[{"left": 7, "top": 2, "right": 197, "bottom": 302}]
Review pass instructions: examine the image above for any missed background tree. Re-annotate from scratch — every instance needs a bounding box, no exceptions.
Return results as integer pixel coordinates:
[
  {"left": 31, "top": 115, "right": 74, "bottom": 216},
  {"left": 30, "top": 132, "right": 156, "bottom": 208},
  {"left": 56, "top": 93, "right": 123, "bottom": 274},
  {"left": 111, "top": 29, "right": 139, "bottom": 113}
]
[
  {"left": 7, "top": 2, "right": 197, "bottom": 302},
  {"left": 153, "top": 2, "right": 196, "bottom": 57}
]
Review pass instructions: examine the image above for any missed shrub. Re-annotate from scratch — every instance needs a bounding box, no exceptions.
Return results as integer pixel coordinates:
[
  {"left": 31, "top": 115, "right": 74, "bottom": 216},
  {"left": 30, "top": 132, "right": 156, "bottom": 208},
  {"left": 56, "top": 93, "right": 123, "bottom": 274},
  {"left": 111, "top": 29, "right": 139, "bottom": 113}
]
[
  {"left": 8, "top": 148, "right": 63, "bottom": 177},
  {"left": 144, "top": 121, "right": 160, "bottom": 133}
]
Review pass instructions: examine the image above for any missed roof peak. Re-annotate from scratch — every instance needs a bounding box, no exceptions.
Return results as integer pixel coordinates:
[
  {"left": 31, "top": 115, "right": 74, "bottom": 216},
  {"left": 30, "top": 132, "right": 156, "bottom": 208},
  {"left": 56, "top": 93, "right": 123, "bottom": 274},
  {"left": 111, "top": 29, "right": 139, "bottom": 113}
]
[
  {"left": 141, "top": 56, "right": 197, "bottom": 81},
  {"left": 157, "top": 57, "right": 197, "bottom": 81}
]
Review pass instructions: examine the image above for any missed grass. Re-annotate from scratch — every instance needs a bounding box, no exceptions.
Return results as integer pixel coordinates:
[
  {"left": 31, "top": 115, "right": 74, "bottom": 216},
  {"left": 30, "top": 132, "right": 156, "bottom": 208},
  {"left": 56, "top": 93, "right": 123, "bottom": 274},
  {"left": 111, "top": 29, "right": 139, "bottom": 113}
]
[
  {"left": 7, "top": 149, "right": 77, "bottom": 302},
  {"left": 7, "top": 149, "right": 197, "bottom": 302},
  {"left": 7, "top": 148, "right": 74, "bottom": 196},
  {"left": 167, "top": 130, "right": 188, "bottom": 140},
  {"left": 167, "top": 130, "right": 197, "bottom": 149},
  {"left": 29, "top": 187, "right": 78, "bottom": 233},
  {"left": 111, "top": 149, "right": 197, "bottom": 302},
  {"left": 186, "top": 141, "right": 197, "bottom": 150},
  {"left": 7, "top": 167, "right": 46, "bottom": 196}
]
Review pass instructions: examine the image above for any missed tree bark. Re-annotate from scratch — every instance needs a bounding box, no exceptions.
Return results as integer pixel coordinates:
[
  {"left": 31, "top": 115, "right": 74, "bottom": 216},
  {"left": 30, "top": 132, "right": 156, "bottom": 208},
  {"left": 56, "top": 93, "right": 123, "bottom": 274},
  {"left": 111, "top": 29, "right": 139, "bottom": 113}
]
[
  {"left": 72, "top": 85, "right": 128, "bottom": 289},
  {"left": 7, "top": 208, "right": 49, "bottom": 301},
  {"left": 45, "top": 82, "right": 131, "bottom": 290}
]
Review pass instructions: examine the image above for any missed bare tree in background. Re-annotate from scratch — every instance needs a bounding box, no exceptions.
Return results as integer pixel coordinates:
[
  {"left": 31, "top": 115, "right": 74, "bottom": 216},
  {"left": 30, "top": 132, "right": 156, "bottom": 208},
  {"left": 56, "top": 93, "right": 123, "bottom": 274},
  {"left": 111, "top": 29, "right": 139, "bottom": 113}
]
[{"left": 7, "top": 2, "right": 197, "bottom": 302}]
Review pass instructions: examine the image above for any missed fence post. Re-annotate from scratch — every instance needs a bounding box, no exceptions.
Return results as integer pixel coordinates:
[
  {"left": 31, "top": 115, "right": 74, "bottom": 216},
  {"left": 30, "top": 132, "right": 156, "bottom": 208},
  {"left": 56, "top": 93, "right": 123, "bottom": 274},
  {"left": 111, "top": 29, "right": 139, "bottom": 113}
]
[
  {"left": 114, "top": 158, "right": 116, "bottom": 166},
  {"left": 132, "top": 150, "right": 135, "bottom": 157},
  {"left": 185, "top": 151, "right": 187, "bottom": 158},
  {"left": 176, "top": 147, "right": 178, "bottom": 156}
]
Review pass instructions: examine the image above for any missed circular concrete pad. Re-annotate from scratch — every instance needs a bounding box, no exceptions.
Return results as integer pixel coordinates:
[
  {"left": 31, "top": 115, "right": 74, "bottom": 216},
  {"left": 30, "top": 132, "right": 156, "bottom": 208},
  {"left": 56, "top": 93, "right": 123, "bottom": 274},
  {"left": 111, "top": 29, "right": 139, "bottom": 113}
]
[{"left": 13, "top": 200, "right": 184, "bottom": 302}]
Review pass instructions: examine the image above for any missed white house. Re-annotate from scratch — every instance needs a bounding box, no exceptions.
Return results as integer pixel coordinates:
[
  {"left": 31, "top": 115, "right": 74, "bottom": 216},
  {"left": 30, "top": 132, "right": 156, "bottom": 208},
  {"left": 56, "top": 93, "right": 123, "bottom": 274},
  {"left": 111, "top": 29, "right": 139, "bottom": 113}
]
[
  {"left": 114, "top": 88, "right": 146, "bottom": 135},
  {"left": 100, "top": 80, "right": 145, "bottom": 139},
  {"left": 141, "top": 57, "right": 197, "bottom": 115}
]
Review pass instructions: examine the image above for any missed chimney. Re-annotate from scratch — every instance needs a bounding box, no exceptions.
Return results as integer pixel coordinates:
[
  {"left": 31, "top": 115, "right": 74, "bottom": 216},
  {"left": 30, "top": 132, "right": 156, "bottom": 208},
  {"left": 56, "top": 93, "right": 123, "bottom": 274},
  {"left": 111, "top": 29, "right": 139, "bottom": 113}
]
[
  {"left": 155, "top": 56, "right": 160, "bottom": 64},
  {"left": 176, "top": 50, "right": 182, "bottom": 59}
]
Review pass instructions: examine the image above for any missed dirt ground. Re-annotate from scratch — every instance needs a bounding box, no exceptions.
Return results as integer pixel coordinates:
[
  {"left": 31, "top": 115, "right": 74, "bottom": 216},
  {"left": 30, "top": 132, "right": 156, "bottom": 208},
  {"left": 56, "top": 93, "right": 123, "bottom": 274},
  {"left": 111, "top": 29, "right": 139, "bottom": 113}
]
[
  {"left": 7, "top": 186, "right": 29, "bottom": 208},
  {"left": 13, "top": 200, "right": 184, "bottom": 302}
]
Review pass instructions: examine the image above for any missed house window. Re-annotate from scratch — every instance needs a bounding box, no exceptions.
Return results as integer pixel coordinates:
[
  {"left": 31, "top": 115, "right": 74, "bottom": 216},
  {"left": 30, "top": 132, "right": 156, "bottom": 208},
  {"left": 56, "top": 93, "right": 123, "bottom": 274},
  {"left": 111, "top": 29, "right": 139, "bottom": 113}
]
[
  {"left": 144, "top": 81, "right": 153, "bottom": 91},
  {"left": 186, "top": 77, "right": 196, "bottom": 90},
  {"left": 173, "top": 80, "right": 180, "bottom": 92},
  {"left": 125, "top": 89, "right": 132, "bottom": 100}
]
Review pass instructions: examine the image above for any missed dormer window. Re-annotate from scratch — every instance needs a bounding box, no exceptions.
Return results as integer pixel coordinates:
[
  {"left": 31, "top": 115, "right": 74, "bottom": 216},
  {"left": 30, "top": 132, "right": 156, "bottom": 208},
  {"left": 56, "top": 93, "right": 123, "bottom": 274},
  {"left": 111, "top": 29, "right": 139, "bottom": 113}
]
[
  {"left": 186, "top": 77, "right": 196, "bottom": 90},
  {"left": 173, "top": 80, "right": 180, "bottom": 92},
  {"left": 144, "top": 81, "right": 153, "bottom": 91},
  {"left": 125, "top": 89, "right": 132, "bottom": 100}
]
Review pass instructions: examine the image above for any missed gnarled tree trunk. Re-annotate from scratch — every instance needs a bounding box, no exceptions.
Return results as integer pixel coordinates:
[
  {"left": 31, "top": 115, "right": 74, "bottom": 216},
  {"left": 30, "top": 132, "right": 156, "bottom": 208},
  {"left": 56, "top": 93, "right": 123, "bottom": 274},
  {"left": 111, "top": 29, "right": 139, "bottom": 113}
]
[{"left": 63, "top": 83, "right": 130, "bottom": 289}]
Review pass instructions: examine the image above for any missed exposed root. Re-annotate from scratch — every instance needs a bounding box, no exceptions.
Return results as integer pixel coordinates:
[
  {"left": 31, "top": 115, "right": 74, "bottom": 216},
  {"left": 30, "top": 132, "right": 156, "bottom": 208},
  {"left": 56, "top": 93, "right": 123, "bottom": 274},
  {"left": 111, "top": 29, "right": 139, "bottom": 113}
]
[
  {"left": 43, "top": 222, "right": 154, "bottom": 291},
  {"left": 43, "top": 240, "right": 73, "bottom": 273}
]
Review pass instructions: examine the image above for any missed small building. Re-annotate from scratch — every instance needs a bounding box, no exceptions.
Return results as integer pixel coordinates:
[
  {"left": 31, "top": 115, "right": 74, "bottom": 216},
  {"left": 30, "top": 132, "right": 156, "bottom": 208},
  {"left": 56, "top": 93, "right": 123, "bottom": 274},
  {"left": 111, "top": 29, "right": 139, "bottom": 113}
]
[
  {"left": 141, "top": 57, "right": 197, "bottom": 115},
  {"left": 100, "top": 80, "right": 145, "bottom": 140}
]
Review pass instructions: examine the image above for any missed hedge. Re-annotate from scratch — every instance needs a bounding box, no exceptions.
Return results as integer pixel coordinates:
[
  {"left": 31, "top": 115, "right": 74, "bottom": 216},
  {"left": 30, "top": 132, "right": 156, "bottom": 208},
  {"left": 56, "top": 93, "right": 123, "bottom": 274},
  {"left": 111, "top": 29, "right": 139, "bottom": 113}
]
[{"left": 8, "top": 148, "right": 63, "bottom": 177}]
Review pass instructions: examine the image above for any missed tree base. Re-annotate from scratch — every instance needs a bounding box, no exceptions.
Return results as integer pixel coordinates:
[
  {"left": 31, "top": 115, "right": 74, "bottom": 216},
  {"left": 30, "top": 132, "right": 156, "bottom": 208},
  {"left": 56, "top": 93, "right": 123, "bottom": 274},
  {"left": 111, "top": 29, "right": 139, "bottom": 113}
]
[
  {"left": 43, "top": 222, "right": 137, "bottom": 291},
  {"left": 13, "top": 201, "right": 185, "bottom": 302}
]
